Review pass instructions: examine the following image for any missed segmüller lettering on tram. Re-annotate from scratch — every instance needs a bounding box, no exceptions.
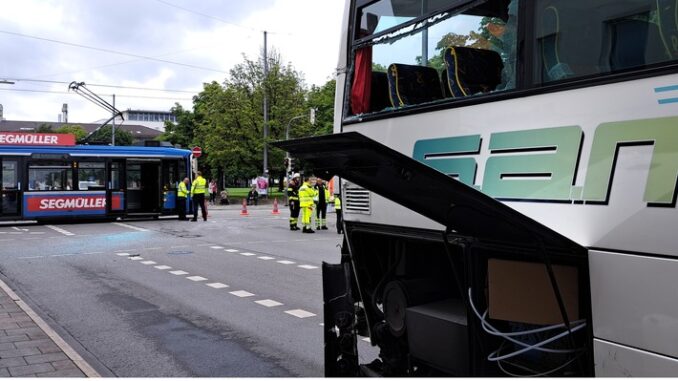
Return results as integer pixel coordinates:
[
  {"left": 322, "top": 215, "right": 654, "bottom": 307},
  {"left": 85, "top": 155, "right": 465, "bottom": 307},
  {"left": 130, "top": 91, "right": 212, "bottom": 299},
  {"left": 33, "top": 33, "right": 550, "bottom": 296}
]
[
  {"left": 38, "top": 197, "right": 106, "bottom": 210},
  {"left": 0, "top": 133, "right": 58, "bottom": 145}
]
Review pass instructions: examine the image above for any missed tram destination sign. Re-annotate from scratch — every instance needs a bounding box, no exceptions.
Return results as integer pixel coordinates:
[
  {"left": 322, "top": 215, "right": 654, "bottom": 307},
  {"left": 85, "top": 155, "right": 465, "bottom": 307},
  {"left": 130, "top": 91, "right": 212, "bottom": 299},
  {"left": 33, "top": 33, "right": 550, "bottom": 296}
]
[{"left": 0, "top": 132, "right": 76, "bottom": 146}]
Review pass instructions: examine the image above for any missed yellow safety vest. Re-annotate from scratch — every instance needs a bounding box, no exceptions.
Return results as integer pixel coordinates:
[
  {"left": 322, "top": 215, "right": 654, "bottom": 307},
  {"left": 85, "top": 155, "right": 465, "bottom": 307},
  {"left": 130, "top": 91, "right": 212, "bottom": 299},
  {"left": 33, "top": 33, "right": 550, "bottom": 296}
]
[
  {"left": 191, "top": 176, "right": 207, "bottom": 195},
  {"left": 334, "top": 197, "right": 341, "bottom": 210},
  {"left": 178, "top": 182, "right": 189, "bottom": 198},
  {"left": 299, "top": 182, "right": 314, "bottom": 207}
]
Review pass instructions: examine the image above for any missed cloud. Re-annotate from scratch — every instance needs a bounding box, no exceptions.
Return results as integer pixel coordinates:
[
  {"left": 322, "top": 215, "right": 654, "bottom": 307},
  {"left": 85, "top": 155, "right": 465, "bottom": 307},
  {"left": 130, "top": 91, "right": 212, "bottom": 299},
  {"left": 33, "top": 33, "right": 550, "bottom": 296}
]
[{"left": 0, "top": 0, "right": 344, "bottom": 123}]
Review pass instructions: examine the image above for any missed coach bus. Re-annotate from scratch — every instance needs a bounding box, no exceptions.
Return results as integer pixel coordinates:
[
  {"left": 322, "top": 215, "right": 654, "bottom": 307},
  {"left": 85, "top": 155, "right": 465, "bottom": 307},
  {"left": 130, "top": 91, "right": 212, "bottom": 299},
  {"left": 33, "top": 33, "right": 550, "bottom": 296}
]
[
  {"left": 0, "top": 132, "right": 192, "bottom": 221},
  {"left": 276, "top": 0, "right": 678, "bottom": 377}
]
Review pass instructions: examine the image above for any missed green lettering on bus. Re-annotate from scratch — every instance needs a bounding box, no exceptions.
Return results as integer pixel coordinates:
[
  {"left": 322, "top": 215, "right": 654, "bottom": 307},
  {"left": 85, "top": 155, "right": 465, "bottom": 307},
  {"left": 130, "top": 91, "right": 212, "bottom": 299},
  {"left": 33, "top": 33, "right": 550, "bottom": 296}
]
[
  {"left": 412, "top": 135, "right": 481, "bottom": 186},
  {"left": 582, "top": 116, "right": 678, "bottom": 204},
  {"left": 483, "top": 126, "right": 582, "bottom": 200}
]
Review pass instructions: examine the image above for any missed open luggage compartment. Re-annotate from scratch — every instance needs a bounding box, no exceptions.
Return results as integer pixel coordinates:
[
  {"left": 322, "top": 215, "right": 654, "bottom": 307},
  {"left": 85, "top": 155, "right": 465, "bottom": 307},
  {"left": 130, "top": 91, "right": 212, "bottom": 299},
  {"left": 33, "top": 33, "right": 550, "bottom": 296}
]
[{"left": 275, "top": 132, "right": 593, "bottom": 377}]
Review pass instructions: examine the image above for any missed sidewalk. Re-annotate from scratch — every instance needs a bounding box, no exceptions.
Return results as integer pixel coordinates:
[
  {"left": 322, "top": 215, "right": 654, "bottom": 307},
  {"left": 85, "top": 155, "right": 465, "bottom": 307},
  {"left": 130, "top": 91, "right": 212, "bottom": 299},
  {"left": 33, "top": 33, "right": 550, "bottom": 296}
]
[{"left": 0, "top": 280, "right": 97, "bottom": 377}]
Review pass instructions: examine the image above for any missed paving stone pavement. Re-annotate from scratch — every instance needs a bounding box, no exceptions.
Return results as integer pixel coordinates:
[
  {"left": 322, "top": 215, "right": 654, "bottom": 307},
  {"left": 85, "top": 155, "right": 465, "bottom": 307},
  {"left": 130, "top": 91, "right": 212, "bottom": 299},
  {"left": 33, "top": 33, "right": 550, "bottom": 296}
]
[{"left": 0, "top": 287, "right": 85, "bottom": 377}]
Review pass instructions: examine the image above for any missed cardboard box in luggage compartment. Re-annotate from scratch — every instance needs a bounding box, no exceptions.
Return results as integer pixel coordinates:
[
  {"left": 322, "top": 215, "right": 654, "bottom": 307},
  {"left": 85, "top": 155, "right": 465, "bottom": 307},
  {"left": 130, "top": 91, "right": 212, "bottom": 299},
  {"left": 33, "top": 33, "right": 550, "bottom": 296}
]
[{"left": 488, "top": 259, "right": 579, "bottom": 325}]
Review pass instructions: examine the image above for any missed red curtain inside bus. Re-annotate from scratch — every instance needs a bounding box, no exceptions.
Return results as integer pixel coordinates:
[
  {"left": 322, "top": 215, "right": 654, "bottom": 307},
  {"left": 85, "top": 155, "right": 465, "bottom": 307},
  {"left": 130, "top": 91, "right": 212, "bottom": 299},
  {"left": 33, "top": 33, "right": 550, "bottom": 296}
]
[{"left": 351, "top": 47, "right": 372, "bottom": 115}]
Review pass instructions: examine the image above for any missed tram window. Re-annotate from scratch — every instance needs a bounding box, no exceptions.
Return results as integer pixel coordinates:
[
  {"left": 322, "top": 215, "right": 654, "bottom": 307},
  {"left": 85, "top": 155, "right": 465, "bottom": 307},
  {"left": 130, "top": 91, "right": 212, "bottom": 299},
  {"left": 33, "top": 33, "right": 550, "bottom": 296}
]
[
  {"left": 2, "top": 162, "right": 17, "bottom": 190},
  {"left": 534, "top": 0, "right": 675, "bottom": 84},
  {"left": 111, "top": 162, "right": 122, "bottom": 189},
  {"left": 349, "top": 0, "right": 518, "bottom": 116},
  {"left": 127, "top": 164, "right": 142, "bottom": 190},
  {"left": 78, "top": 162, "right": 106, "bottom": 190},
  {"left": 28, "top": 163, "right": 73, "bottom": 191}
]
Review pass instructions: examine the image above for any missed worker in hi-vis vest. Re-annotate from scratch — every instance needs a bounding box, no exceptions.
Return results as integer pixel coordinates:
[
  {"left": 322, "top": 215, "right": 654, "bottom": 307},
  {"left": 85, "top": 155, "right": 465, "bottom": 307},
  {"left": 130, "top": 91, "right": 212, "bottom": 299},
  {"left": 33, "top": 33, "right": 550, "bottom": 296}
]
[
  {"left": 177, "top": 177, "right": 190, "bottom": 220},
  {"left": 314, "top": 179, "right": 331, "bottom": 230},
  {"left": 191, "top": 171, "right": 208, "bottom": 221},
  {"left": 287, "top": 173, "right": 301, "bottom": 231},
  {"left": 332, "top": 193, "right": 342, "bottom": 234},
  {"left": 298, "top": 176, "right": 316, "bottom": 233}
]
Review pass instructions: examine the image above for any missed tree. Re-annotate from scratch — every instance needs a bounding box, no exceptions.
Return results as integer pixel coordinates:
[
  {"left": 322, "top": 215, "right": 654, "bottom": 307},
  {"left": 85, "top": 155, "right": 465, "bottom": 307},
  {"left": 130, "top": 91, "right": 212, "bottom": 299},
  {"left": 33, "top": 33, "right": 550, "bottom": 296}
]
[
  {"left": 305, "top": 79, "right": 335, "bottom": 136},
  {"left": 55, "top": 125, "right": 87, "bottom": 141},
  {"left": 157, "top": 103, "right": 198, "bottom": 149},
  {"left": 87, "top": 126, "right": 133, "bottom": 146}
]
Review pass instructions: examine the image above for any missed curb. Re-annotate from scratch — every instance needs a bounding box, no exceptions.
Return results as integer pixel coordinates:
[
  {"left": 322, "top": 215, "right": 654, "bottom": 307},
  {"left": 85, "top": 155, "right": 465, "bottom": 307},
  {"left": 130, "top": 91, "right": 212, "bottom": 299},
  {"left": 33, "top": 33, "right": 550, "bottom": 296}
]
[{"left": 0, "top": 278, "right": 101, "bottom": 377}]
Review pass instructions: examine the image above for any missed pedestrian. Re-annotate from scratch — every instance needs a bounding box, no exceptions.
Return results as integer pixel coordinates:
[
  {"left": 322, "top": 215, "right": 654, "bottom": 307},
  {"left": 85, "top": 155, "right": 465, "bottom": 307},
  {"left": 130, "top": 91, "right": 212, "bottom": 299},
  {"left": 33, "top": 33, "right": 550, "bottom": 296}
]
[
  {"left": 191, "top": 171, "right": 208, "bottom": 221},
  {"left": 314, "top": 178, "right": 330, "bottom": 230},
  {"left": 177, "top": 177, "right": 190, "bottom": 221},
  {"left": 247, "top": 185, "right": 259, "bottom": 206},
  {"left": 219, "top": 189, "right": 230, "bottom": 205},
  {"left": 299, "top": 175, "right": 316, "bottom": 233},
  {"left": 287, "top": 173, "right": 301, "bottom": 231},
  {"left": 209, "top": 179, "right": 217, "bottom": 205},
  {"left": 333, "top": 193, "right": 343, "bottom": 234}
]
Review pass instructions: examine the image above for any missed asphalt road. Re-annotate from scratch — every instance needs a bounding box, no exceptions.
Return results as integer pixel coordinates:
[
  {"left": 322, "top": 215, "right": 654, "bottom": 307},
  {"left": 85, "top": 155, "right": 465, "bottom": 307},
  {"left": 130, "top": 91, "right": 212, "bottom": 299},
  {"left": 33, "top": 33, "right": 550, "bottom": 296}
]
[{"left": 0, "top": 206, "right": 376, "bottom": 376}]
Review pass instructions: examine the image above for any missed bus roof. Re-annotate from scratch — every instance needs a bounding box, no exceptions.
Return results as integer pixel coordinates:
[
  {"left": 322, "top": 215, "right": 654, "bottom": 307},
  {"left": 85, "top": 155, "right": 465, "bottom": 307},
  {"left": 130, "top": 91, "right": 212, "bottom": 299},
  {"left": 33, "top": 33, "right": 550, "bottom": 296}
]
[{"left": 0, "top": 144, "right": 192, "bottom": 159}]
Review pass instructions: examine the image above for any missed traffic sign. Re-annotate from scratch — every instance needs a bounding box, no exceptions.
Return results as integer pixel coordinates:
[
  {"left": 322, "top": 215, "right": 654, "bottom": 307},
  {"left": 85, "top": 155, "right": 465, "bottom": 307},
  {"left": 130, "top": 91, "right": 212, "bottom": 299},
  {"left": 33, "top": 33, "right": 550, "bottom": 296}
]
[{"left": 192, "top": 146, "right": 202, "bottom": 158}]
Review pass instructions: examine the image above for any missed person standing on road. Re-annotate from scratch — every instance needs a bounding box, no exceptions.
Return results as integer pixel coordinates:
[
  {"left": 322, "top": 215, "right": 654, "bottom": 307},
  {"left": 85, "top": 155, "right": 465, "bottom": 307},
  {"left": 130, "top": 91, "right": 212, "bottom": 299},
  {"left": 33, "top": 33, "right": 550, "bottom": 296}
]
[
  {"left": 191, "top": 171, "right": 208, "bottom": 221},
  {"left": 299, "top": 175, "right": 316, "bottom": 234},
  {"left": 287, "top": 173, "right": 301, "bottom": 231},
  {"left": 209, "top": 179, "right": 217, "bottom": 205},
  {"left": 333, "top": 193, "right": 342, "bottom": 234},
  {"left": 314, "top": 178, "right": 330, "bottom": 230},
  {"left": 177, "top": 177, "right": 190, "bottom": 220}
]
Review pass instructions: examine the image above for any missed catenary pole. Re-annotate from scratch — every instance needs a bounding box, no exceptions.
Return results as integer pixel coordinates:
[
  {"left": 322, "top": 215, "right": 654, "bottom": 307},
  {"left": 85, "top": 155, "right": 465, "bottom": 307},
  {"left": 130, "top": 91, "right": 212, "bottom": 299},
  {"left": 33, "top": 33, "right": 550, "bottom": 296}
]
[{"left": 263, "top": 31, "right": 269, "bottom": 177}]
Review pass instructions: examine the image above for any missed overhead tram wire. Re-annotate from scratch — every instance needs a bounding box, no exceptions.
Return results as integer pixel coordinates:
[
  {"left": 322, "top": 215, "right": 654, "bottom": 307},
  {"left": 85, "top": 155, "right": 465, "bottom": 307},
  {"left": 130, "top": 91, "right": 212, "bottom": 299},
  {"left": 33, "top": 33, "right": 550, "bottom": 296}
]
[
  {"left": 0, "top": 87, "right": 193, "bottom": 101},
  {"left": 1, "top": 78, "right": 201, "bottom": 94},
  {"left": 0, "top": 29, "right": 227, "bottom": 74}
]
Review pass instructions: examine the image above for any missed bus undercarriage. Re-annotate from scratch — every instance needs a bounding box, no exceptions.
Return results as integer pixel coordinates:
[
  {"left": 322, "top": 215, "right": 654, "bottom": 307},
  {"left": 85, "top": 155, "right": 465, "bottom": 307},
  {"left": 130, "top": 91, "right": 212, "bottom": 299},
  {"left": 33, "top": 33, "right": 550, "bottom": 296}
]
[{"left": 275, "top": 132, "right": 594, "bottom": 377}]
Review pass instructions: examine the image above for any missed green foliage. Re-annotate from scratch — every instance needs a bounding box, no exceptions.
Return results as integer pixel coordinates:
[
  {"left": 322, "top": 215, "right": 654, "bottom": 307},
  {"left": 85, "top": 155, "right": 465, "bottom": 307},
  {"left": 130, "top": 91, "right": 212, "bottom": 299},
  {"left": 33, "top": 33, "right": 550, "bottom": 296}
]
[
  {"left": 37, "top": 124, "right": 54, "bottom": 132},
  {"left": 55, "top": 125, "right": 87, "bottom": 141},
  {"left": 87, "top": 126, "right": 133, "bottom": 146},
  {"left": 306, "top": 80, "right": 336, "bottom": 136}
]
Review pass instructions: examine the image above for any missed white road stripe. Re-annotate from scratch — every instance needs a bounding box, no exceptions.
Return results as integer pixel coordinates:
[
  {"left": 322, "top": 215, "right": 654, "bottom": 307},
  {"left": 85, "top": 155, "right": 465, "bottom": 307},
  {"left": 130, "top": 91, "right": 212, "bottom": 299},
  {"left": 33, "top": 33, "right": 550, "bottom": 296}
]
[
  {"left": 186, "top": 276, "right": 207, "bottom": 282},
  {"left": 277, "top": 260, "right": 295, "bottom": 265},
  {"left": 169, "top": 270, "right": 189, "bottom": 275},
  {"left": 12, "top": 227, "right": 21, "bottom": 231},
  {"left": 206, "top": 283, "right": 229, "bottom": 289},
  {"left": 224, "top": 249, "right": 239, "bottom": 253},
  {"left": 154, "top": 265, "right": 172, "bottom": 270},
  {"left": 29, "top": 232, "right": 45, "bottom": 235},
  {"left": 210, "top": 246, "right": 224, "bottom": 249},
  {"left": 115, "top": 252, "right": 132, "bottom": 256},
  {"left": 284, "top": 309, "right": 316, "bottom": 318},
  {"left": 129, "top": 257, "right": 144, "bottom": 261},
  {"left": 257, "top": 256, "right": 275, "bottom": 260},
  {"left": 141, "top": 261, "right": 157, "bottom": 265},
  {"left": 255, "top": 299, "right": 283, "bottom": 307},
  {"left": 113, "top": 222, "right": 149, "bottom": 232},
  {"left": 230, "top": 290, "right": 255, "bottom": 298},
  {"left": 361, "top": 337, "right": 371, "bottom": 343},
  {"left": 240, "top": 252, "right": 256, "bottom": 256},
  {"left": 298, "top": 265, "right": 319, "bottom": 269},
  {"left": 46, "top": 225, "right": 75, "bottom": 236}
]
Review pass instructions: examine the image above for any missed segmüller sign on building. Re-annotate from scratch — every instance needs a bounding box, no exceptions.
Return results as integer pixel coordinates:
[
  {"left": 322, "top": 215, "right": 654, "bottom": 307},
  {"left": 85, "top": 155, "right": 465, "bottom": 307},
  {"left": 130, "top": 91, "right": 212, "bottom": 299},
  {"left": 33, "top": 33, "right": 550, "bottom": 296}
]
[{"left": 0, "top": 132, "right": 76, "bottom": 146}]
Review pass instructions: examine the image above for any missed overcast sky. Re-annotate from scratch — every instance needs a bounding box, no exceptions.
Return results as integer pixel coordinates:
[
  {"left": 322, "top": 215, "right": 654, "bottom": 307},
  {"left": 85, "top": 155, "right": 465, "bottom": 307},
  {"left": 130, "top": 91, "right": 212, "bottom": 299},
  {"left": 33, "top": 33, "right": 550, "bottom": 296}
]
[{"left": 0, "top": 0, "right": 346, "bottom": 124}]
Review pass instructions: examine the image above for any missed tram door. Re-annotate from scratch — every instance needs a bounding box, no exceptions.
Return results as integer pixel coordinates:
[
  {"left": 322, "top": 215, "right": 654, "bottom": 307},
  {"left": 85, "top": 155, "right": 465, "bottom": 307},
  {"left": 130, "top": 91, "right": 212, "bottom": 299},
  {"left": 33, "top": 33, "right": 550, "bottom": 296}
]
[
  {"left": 108, "top": 159, "right": 125, "bottom": 216},
  {"left": 0, "top": 158, "right": 21, "bottom": 217},
  {"left": 126, "top": 160, "right": 161, "bottom": 214}
]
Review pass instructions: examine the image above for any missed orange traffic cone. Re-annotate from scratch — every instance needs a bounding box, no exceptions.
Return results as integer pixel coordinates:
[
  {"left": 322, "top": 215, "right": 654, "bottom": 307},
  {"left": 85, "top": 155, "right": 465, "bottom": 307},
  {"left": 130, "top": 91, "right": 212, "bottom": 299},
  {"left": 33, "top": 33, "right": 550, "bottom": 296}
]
[
  {"left": 272, "top": 198, "right": 280, "bottom": 215},
  {"left": 240, "top": 198, "right": 249, "bottom": 216}
]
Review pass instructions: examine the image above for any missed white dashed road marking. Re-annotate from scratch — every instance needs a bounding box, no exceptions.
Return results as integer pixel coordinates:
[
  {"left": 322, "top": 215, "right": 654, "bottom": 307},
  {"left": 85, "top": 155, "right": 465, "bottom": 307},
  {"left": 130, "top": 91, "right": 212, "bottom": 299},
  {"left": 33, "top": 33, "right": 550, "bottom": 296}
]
[
  {"left": 255, "top": 299, "right": 283, "bottom": 307},
  {"left": 113, "top": 222, "right": 149, "bottom": 232},
  {"left": 225, "top": 249, "right": 239, "bottom": 253},
  {"left": 230, "top": 290, "right": 255, "bottom": 298},
  {"left": 206, "top": 283, "right": 229, "bottom": 289},
  {"left": 210, "top": 246, "right": 224, "bottom": 249},
  {"left": 154, "top": 265, "right": 172, "bottom": 270},
  {"left": 298, "top": 265, "right": 318, "bottom": 269},
  {"left": 141, "top": 261, "right": 157, "bottom": 265},
  {"left": 285, "top": 309, "right": 316, "bottom": 318},
  {"left": 116, "top": 252, "right": 132, "bottom": 257},
  {"left": 170, "top": 270, "right": 189, "bottom": 275},
  {"left": 257, "top": 256, "right": 275, "bottom": 260},
  {"left": 361, "top": 337, "right": 371, "bottom": 343},
  {"left": 129, "top": 257, "right": 144, "bottom": 261},
  {"left": 240, "top": 252, "right": 256, "bottom": 256},
  {"left": 45, "top": 225, "right": 75, "bottom": 236},
  {"left": 277, "top": 260, "right": 295, "bottom": 265},
  {"left": 186, "top": 276, "right": 207, "bottom": 282}
]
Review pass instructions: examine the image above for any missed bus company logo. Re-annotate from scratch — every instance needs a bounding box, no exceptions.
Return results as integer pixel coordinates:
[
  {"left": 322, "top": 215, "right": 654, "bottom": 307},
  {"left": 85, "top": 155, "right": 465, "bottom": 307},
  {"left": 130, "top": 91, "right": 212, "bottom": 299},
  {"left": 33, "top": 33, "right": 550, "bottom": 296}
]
[
  {"left": 0, "top": 132, "right": 76, "bottom": 146},
  {"left": 413, "top": 115, "right": 678, "bottom": 207},
  {"left": 23, "top": 193, "right": 122, "bottom": 217},
  {"left": 34, "top": 197, "right": 106, "bottom": 211}
]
